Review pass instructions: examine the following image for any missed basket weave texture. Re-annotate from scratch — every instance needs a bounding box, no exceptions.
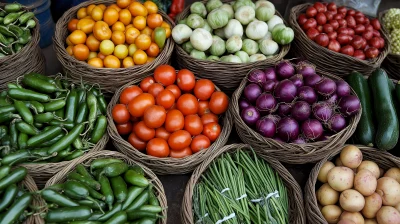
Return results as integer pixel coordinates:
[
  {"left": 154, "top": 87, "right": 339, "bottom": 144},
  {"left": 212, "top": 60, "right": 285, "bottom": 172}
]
[
  {"left": 289, "top": 3, "right": 389, "bottom": 77},
  {"left": 304, "top": 145, "right": 400, "bottom": 224},
  {"left": 107, "top": 74, "right": 232, "bottom": 175},
  {"left": 175, "top": 0, "right": 290, "bottom": 94},
  {"left": 23, "top": 174, "right": 45, "bottom": 224},
  {"left": 53, "top": 0, "right": 174, "bottom": 93},
  {"left": 46, "top": 150, "right": 168, "bottom": 224},
  {"left": 231, "top": 68, "right": 361, "bottom": 164},
  {"left": 0, "top": 4, "right": 45, "bottom": 91},
  {"left": 181, "top": 143, "right": 306, "bottom": 224},
  {"left": 379, "top": 10, "right": 400, "bottom": 79}
]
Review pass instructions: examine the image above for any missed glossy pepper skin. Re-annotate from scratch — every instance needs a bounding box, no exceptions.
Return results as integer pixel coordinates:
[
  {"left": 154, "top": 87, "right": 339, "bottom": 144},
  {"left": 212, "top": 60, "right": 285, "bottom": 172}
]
[{"left": 169, "top": 0, "right": 184, "bottom": 20}]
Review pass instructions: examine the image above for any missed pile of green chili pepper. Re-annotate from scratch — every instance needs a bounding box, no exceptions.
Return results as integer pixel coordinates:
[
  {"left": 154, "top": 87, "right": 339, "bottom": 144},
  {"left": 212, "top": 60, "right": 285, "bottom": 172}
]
[
  {"left": 41, "top": 159, "right": 163, "bottom": 224},
  {"left": 0, "top": 3, "right": 36, "bottom": 57},
  {"left": 0, "top": 165, "right": 36, "bottom": 224},
  {"left": 0, "top": 72, "right": 108, "bottom": 165}
]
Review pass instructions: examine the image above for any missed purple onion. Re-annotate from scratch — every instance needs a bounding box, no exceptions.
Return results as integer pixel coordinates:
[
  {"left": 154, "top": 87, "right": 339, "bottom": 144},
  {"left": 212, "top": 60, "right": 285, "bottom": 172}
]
[
  {"left": 264, "top": 67, "right": 277, "bottom": 81},
  {"left": 336, "top": 80, "right": 351, "bottom": 97},
  {"left": 256, "top": 93, "right": 277, "bottom": 113},
  {"left": 241, "top": 106, "right": 260, "bottom": 126},
  {"left": 277, "top": 103, "right": 292, "bottom": 117},
  {"left": 277, "top": 117, "right": 300, "bottom": 142},
  {"left": 244, "top": 83, "right": 262, "bottom": 103},
  {"left": 304, "top": 74, "right": 322, "bottom": 87},
  {"left": 328, "top": 113, "right": 347, "bottom": 133},
  {"left": 318, "top": 133, "right": 332, "bottom": 141},
  {"left": 276, "top": 61, "right": 295, "bottom": 79},
  {"left": 338, "top": 95, "right": 361, "bottom": 116},
  {"left": 315, "top": 78, "right": 337, "bottom": 97},
  {"left": 274, "top": 80, "right": 297, "bottom": 103},
  {"left": 248, "top": 69, "right": 266, "bottom": 85},
  {"left": 298, "top": 86, "right": 318, "bottom": 104},
  {"left": 256, "top": 117, "right": 277, "bottom": 138},
  {"left": 312, "top": 102, "right": 334, "bottom": 123},
  {"left": 301, "top": 119, "right": 324, "bottom": 140},
  {"left": 289, "top": 74, "right": 304, "bottom": 88},
  {"left": 273, "top": 136, "right": 284, "bottom": 142},
  {"left": 291, "top": 101, "right": 311, "bottom": 121},
  {"left": 293, "top": 136, "right": 307, "bottom": 144},
  {"left": 326, "top": 94, "right": 338, "bottom": 105},
  {"left": 262, "top": 80, "right": 278, "bottom": 92},
  {"left": 296, "top": 61, "right": 316, "bottom": 78},
  {"left": 239, "top": 98, "right": 251, "bottom": 110}
]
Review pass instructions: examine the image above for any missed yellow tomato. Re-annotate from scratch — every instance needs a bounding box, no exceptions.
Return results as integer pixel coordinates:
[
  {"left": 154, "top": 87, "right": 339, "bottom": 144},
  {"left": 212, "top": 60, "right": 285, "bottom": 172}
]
[
  {"left": 100, "top": 40, "right": 115, "bottom": 55},
  {"left": 91, "top": 6, "right": 103, "bottom": 21},
  {"left": 125, "top": 27, "right": 140, "bottom": 44},
  {"left": 141, "top": 26, "right": 153, "bottom": 36},
  {"left": 119, "top": 9, "right": 132, "bottom": 26},
  {"left": 112, "top": 21, "right": 126, "bottom": 32},
  {"left": 86, "top": 34, "right": 101, "bottom": 52},
  {"left": 126, "top": 24, "right": 133, "bottom": 30},
  {"left": 146, "top": 42, "right": 159, "bottom": 57},
  {"left": 133, "top": 49, "right": 147, "bottom": 65},
  {"left": 135, "top": 34, "right": 151, "bottom": 50},
  {"left": 128, "top": 44, "right": 138, "bottom": 56},
  {"left": 93, "top": 21, "right": 112, "bottom": 40},
  {"left": 143, "top": 1, "right": 158, "bottom": 14},
  {"left": 66, "top": 36, "right": 74, "bottom": 46},
  {"left": 108, "top": 4, "right": 121, "bottom": 12},
  {"left": 147, "top": 13, "right": 163, "bottom": 29},
  {"left": 88, "top": 57, "right": 104, "bottom": 68},
  {"left": 133, "top": 16, "right": 146, "bottom": 31},
  {"left": 104, "top": 55, "right": 121, "bottom": 68},
  {"left": 73, "top": 44, "right": 89, "bottom": 61},
  {"left": 77, "top": 18, "right": 95, "bottom": 34},
  {"left": 69, "top": 30, "right": 87, "bottom": 45},
  {"left": 114, "top": 44, "right": 129, "bottom": 59},
  {"left": 117, "top": 0, "right": 132, "bottom": 9},
  {"left": 123, "top": 56, "right": 134, "bottom": 67},
  {"left": 88, "top": 51, "right": 98, "bottom": 60},
  {"left": 66, "top": 46, "right": 73, "bottom": 55},
  {"left": 68, "top": 19, "right": 79, "bottom": 32},
  {"left": 98, "top": 4, "right": 107, "bottom": 11},
  {"left": 77, "top": 8, "right": 87, "bottom": 19},
  {"left": 128, "top": 2, "right": 148, "bottom": 17},
  {"left": 160, "top": 21, "right": 171, "bottom": 38},
  {"left": 111, "top": 30, "right": 126, "bottom": 45},
  {"left": 86, "top": 4, "right": 96, "bottom": 15},
  {"left": 103, "top": 8, "right": 119, "bottom": 26}
]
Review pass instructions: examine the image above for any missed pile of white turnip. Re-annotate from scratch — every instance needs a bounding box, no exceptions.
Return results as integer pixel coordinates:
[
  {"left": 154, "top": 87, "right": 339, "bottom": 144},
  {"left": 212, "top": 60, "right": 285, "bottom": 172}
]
[{"left": 317, "top": 145, "right": 400, "bottom": 224}]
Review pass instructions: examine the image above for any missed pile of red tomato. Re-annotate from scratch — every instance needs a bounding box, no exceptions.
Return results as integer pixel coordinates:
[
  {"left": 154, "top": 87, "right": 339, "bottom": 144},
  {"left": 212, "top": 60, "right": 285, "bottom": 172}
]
[
  {"left": 298, "top": 2, "right": 385, "bottom": 59},
  {"left": 111, "top": 64, "right": 229, "bottom": 158}
]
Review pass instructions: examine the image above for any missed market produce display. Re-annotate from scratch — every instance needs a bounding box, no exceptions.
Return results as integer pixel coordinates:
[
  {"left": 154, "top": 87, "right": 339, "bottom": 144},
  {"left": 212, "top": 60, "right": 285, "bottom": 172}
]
[
  {"left": 239, "top": 61, "right": 360, "bottom": 143},
  {"left": 0, "top": 73, "right": 107, "bottom": 164},
  {"left": 0, "top": 3, "right": 37, "bottom": 57},
  {"left": 298, "top": 2, "right": 384, "bottom": 59},
  {"left": 111, "top": 64, "right": 229, "bottom": 158},
  {"left": 41, "top": 159, "right": 162, "bottom": 223},
  {"left": 65, "top": 0, "right": 171, "bottom": 68},
  {"left": 382, "top": 8, "right": 400, "bottom": 55},
  {"left": 172, "top": 0, "right": 294, "bottom": 62},
  {"left": 315, "top": 145, "right": 400, "bottom": 224}
]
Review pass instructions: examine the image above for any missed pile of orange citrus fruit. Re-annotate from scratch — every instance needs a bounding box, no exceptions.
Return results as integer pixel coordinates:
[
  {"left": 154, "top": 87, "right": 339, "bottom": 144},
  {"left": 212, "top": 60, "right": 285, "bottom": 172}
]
[{"left": 65, "top": 0, "right": 171, "bottom": 68}]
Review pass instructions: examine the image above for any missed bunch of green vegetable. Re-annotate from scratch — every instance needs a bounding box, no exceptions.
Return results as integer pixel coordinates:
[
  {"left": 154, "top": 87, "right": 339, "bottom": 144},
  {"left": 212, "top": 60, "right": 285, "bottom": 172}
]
[
  {"left": 382, "top": 8, "right": 400, "bottom": 54},
  {"left": 0, "top": 73, "right": 107, "bottom": 165},
  {"left": 0, "top": 3, "right": 36, "bottom": 57},
  {"left": 193, "top": 149, "right": 288, "bottom": 223},
  {"left": 40, "top": 159, "right": 162, "bottom": 223},
  {"left": 171, "top": 0, "right": 294, "bottom": 62}
]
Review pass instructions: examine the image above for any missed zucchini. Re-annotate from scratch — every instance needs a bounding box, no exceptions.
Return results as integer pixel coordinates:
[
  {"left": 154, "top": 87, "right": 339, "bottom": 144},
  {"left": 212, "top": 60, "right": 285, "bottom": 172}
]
[
  {"left": 369, "top": 68, "right": 399, "bottom": 150},
  {"left": 347, "top": 71, "right": 375, "bottom": 146}
]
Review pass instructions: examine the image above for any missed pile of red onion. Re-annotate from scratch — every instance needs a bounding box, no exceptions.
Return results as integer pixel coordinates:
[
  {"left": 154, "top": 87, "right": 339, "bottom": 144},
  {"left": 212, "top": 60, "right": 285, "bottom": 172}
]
[{"left": 239, "top": 61, "right": 361, "bottom": 143}]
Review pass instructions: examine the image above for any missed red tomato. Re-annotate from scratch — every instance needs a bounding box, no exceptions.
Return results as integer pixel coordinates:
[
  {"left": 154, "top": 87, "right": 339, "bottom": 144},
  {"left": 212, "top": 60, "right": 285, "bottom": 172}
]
[
  {"left": 143, "top": 105, "right": 166, "bottom": 128},
  {"left": 377, "top": 37, "right": 385, "bottom": 49},
  {"left": 112, "top": 104, "right": 130, "bottom": 124},
  {"left": 346, "top": 15, "right": 356, "bottom": 29},
  {"left": 365, "top": 47, "right": 379, "bottom": 59},
  {"left": 327, "top": 32, "right": 337, "bottom": 40},
  {"left": 184, "top": 114, "right": 203, "bottom": 136},
  {"left": 355, "top": 15, "right": 365, "bottom": 24},
  {"left": 313, "top": 2, "right": 326, "bottom": 13},
  {"left": 323, "top": 24, "right": 334, "bottom": 33},
  {"left": 176, "top": 69, "right": 196, "bottom": 92},
  {"left": 140, "top": 76, "right": 155, "bottom": 92},
  {"left": 128, "top": 93, "right": 155, "bottom": 117},
  {"left": 146, "top": 138, "right": 170, "bottom": 157},
  {"left": 133, "top": 121, "right": 155, "bottom": 141},
  {"left": 208, "top": 91, "right": 229, "bottom": 115},
  {"left": 176, "top": 94, "right": 199, "bottom": 116},
  {"left": 166, "top": 85, "right": 182, "bottom": 100},
  {"left": 155, "top": 127, "right": 171, "bottom": 141},
  {"left": 329, "top": 20, "right": 339, "bottom": 30},
  {"left": 303, "top": 18, "right": 317, "bottom": 30},
  {"left": 364, "top": 17, "right": 370, "bottom": 25},
  {"left": 372, "top": 29, "right": 381, "bottom": 37},
  {"left": 165, "top": 109, "right": 184, "bottom": 132},
  {"left": 337, "top": 6, "right": 347, "bottom": 15},
  {"left": 156, "top": 89, "right": 175, "bottom": 109},
  {"left": 202, "top": 122, "right": 221, "bottom": 142},
  {"left": 351, "top": 36, "right": 364, "bottom": 50},
  {"left": 169, "top": 147, "right": 192, "bottom": 158},
  {"left": 153, "top": 64, "right": 176, "bottom": 86},
  {"left": 327, "top": 2, "right": 337, "bottom": 12},
  {"left": 315, "top": 33, "right": 329, "bottom": 47},
  {"left": 168, "top": 130, "right": 192, "bottom": 151},
  {"left": 369, "top": 37, "right": 381, "bottom": 49},
  {"left": 338, "top": 19, "right": 347, "bottom": 28},
  {"left": 148, "top": 83, "right": 164, "bottom": 98},
  {"left": 354, "top": 24, "right": 365, "bottom": 35},
  {"left": 337, "top": 33, "right": 351, "bottom": 45},
  {"left": 365, "top": 25, "right": 374, "bottom": 32},
  {"left": 298, "top": 14, "right": 308, "bottom": 26},
  {"left": 328, "top": 40, "right": 341, "bottom": 52},
  {"left": 370, "top": 19, "right": 381, "bottom": 30},
  {"left": 353, "top": 50, "right": 366, "bottom": 60},
  {"left": 306, "top": 28, "right": 320, "bottom": 41},
  {"left": 190, "top": 134, "right": 211, "bottom": 153},
  {"left": 116, "top": 122, "right": 132, "bottom": 135},
  {"left": 347, "top": 28, "right": 355, "bottom": 37},
  {"left": 316, "top": 12, "right": 327, "bottom": 25},
  {"left": 362, "top": 30, "right": 373, "bottom": 40},
  {"left": 128, "top": 132, "right": 147, "bottom": 151},
  {"left": 340, "top": 45, "right": 355, "bottom": 56},
  {"left": 120, "top": 85, "right": 143, "bottom": 104},
  {"left": 194, "top": 79, "right": 215, "bottom": 100},
  {"left": 324, "top": 11, "right": 334, "bottom": 21},
  {"left": 306, "top": 6, "right": 317, "bottom": 18},
  {"left": 333, "top": 14, "right": 343, "bottom": 20},
  {"left": 198, "top": 101, "right": 210, "bottom": 116},
  {"left": 347, "top": 9, "right": 356, "bottom": 16}
]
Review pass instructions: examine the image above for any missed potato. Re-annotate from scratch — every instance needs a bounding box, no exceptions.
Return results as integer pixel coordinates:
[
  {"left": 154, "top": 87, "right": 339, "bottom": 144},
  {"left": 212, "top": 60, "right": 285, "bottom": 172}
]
[
  {"left": 338, "top": 220, "right": 356, "bottom": 224},
  {"left": 318, "top": 183, "right": 340, "bottom": 206},
  {"left": 336, "top": 157, "right": 344, "bottom": 166},
  {"left": 376, "top": 206, "right": 400, "bottom": 224},
  {"left": 379, "top": 168, "right": 385, "bottom": 178},
  {"left": 357, "top": 161, "right": 380, "bottom": 179},
  {"left": 376, "top": 177, "right": 400, "bottom": 206},
  {"left": 318, "top": 161, "right": 336, "bottom": 183},
  {"left": 354, "top": 169, "right": 377, "bottom": 196},
  {"left": 340, "top": 145, "right": 363, "bottom": 169},
  {"left": 362, "top": 193, "right": 382, "bottom": 218},
  {"left": 322, "top": 205, "right": 342, "bottom": 224},
  {"left": 340, "top": 211, "right": 364, "bottom": 224},
  {"left": 364, "top": 219, "right": 378, "bottom": 224},
  {"left": 396, "top": 203, "right": 400, "bottom": 212},
  {"left": 327, "top": 167, "right": 355, "bottom": 191},
  {"left": 340, "top": 189, "right": 365, "bottom": 212},
  {"left": 384, "top": 168, "right": 400, "bottom": 183}
]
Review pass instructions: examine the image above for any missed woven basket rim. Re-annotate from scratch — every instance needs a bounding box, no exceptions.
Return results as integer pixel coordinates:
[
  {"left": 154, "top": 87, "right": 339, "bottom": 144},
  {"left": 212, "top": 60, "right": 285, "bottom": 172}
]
[{"left": 23, "top": 174, "right": 46, "bottom": 224}]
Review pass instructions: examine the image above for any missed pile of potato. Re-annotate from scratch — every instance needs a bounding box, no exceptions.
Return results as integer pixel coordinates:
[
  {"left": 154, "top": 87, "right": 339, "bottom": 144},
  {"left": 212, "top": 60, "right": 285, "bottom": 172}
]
[{"left": 316, "top": 145, "right": 400, "bottom": 224}]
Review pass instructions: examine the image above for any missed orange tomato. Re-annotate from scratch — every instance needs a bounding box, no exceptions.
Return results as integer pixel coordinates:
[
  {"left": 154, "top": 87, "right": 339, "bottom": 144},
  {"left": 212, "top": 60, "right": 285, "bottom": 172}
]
[
  {"left": 111, "top": 30, "right": 126, "bottom": 45},
  {"left": 112, "top": 21, "right": 125, "bottom": 32},
  {"left": 143, "top": 1, "right": 158, "bottom": 14},
  {"left": 104, "top": 55, "right": 121, "bottom": 68},
  {"left": 103, "top": 8, "right": 119, "bottom": 26},
  {"left": 77, "top": 18, "right": 95, "bottom": 34},
  {"left": 141, "top": 27, "right": 153, "bottom": 36},
  {"left": 133, "top": 49, "right": 147, "bottom": 65},
  {"left": 146, "top": 43, "right": 159, "bottom": 57},
  {"left": 140, "top": 77, "right": 155, "bottom": 92},
  {"left": 108, "top": 4, "right": 121, "bottom": 12},
  {"left": 147, "top": 57, "right": 155, "bottom": 63},
  {"left": 165, "top": 109, "right": 184, "bottom": 132},
  {"left": 147, "top": 14, "right": 163, "bottom": 29},
  {"left": 201, "top": 113, "right": 218, "bottom": 125},
  {"left": 73, "top": 44, "right": 89, "bottom": 61},
  {"left": 86, "top": 4, "right": 96, "bottom": 15},
  {"left": 119, "top": 9, "right": 132, "bottom": 26},
  {"left": 123, "top": 56, "right": 134, "bottom": 68},
  {"left": 155, "top": 127, "right": 171, "bottom": 141},
  {"left": 128, "top": 44, "right": 138, "bottom": 56},
  {"left": 114, "top": 44, "right": 129, "bottom": 59},
  {"left": 190, "top": 135, "right": 210, "bottom": 153},
  {"left": 88, "top": 57, "right": 104, "bottom": 68},
  {"left": 143, "top": 105, "right": 166, "bottom": 128},
  {"left": 168, "top": 130, "right": 192, "bottom": 151},
  {"left": 128, "top": 93, "right": 155, "bottom": 117},
  {"left": 98, "top": 4, "right": 107, "bottom": 11},
  {"left": 165, "top": 85, "right": 181, "bottom": 99},
  {"left": 69, "top": 30, "right": 87, "bottom": 45},
  {"left": 154, "top": 64, "right": 176, "bottom": 86},
  {"left": 169, "top": 147, "right": 192, "bottom": 158},
  {"left": 86, "top": 34, "right": 100, "bottom": 52},
  {"left": 88, "top": 51, "right": 97, "bottom": 60},
  {"left": 128, "top": 132, "right": 147, "bottom": 151},
  {"left": 117, "top": 0, "right": 132, "bottom": 8},
  {"left": 91, "top": 6, "right": 104, "bottom": 21},
  {"left": 161, "top": 21, "right": 171, "bottom": 38},
  {"left": 125, "top": 27, "right": 140, "bottom": 44},
  {"left": 97, "top": 52, "right": 106, "bottom": 60},
  {"left": 135, "top": 34, "right": 151, "bottom": 50},
  {"left": 68, "top": 19, "right": 79, "bottom": 32},
  {"left": 66, "top": 37, "right": 73, "bottom": 46},
  {"left": 176, "top": 94, "right": 199, "bottom": 116},
  {"left": 66, "top": 46, "right": 73, "bottom": 55},
  {"left": 93, "top": 21, "right": 112, "bottom": 40},
  {"left": 129, "top": 2, "right": 148, "bottom": 17},
  {"left": 133, "top": 16, "right": 146, "bottom": 31},
  {"left": 126, "top": 24, "right": 134, "bottom": 30},
  {"left": 184, "top": 114, "right": 203, "bottom": 136},
  {"left": 146, "top": 138, "right": 169, "bottom": 157},
  {"left": 148, "top": 83, "right": 164, "bottom": 98},
  {"left": 202, "top": 122, "right": 221, "bottom": 142},
  {"left": 77, "top": 7, "right": 87, "bottom": 19}
]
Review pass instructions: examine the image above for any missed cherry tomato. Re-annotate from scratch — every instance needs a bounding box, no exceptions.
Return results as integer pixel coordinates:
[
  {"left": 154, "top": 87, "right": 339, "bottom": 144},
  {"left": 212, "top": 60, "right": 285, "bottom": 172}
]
[
  {"left": 347, "top": 28, "right": 355, "bottom": 37},
  {"left": 148, "top": 83, "right": 164, "bottom": 98},
  {"left": 365, "top": 47, "right": 379, "bottom": 59},
  {"left": 112, "top": 104, "right": 130, "bottom": 124},
  {"left": 316, "top": 12, "right": 327, "bottom": 25},
  {"left": 168, "top": 130, "right": 192, "bottom": 151},
  {"left": 147, "top": 138, "right": 170, "bottom": 157},
  {"left": 353, "top": 50, "right": 366, "bottom": 60},
  {"left": 351, "top": 36, "right": 364, "bottom": 50},
  {"left": 324, "top": 11, "right": 334, "bottom": 21},
  {"left": 354, "top": 24, "right": 365, "bottom": 35},
  {"left": 165, "top": 109, "right": 184, "bottom": 132},
  {"left": 154, "top": 64, "right": 176, "bottom": 86},
  {"left": 194, "top": 79, "right": 215, "bottom": 101},
  {"left": 128, "top": 132, "right": 147, "bottom": 151},
  {"left": 120, "top": 85, "right": 143, "bottom": 104},
  {"left": 128, "top": 93, "right": 155, "bottom": 117},
  {"left": 198, "top": 101, "right": 210, "bottom": 116},
  {"left": 328, "top": 40, "right": 341, "bottom": 52},
  {"left": 177, "top": 94, "right": 199, "bottom": 116},
  {"left": 372, "top": 29, "right": 381, "bottom": 37},
  {"left": 134, "top": 121, "right": 155, "bottom": 141},
  {"left": 298, "top": 14, "right": 307, "bottom": 26},
  {"left": 209, "top": 91, "right": 229, "bottom": 115},
  {"left": 169, "top": 147, "right": 192, "bottom": 158},
  {"left": 143, "top": 105, "right": 166, "bottom": 129},
  {"left": 370, "top": 19, "right": 381, "bottom": 30},
  {"left": 340, "top": 45, "right": 355, "bottom": 56},
  {"left": 315, "top": 33, "right": 329, "bottom": 47},
  {"left": 116, "top": 122, "right": 132, "bottom": 135},
  {"left": 306, "top": 6, "right": 317, "bottom": 18},
  {"left": 327, "top": 2, "right": 337, "bottom": 12},
  {"left": 306, "top": 28, "right": 319, "bottom": 41},
  {"left": 323, "top": 24, "right": 334, "bottom": 33},
  {"left": 202, "top": 122, "right": 221, "bottom": 142},
  {"left": 369, "top": 37, "right": 382, "bottom": 49},
  {"left": 177, "top": 69, "right": 196, "bottom": 92},
  {"left": 140, "top": 76, "right": 155, "bottom": 92},
  {"left": 329, "top": 20, "right": 339, "bottom": 30},
  {"left": 155, "top": 127, "right": 171, "bottom": 141},
  {"left": 190, "top": 135, "right": 211, "bottom": 153},
  {"left": 303, "top": 18, "right": 317, "bottom": 30},
  {"left": 184, "top": 114, "right": 203, "bottom": 136},
  {"left": 166, "top": 85, "right": 182, "bottom": 100},
  {"left": 346, "top": 15, "right": 356, "bottom": 29},
  {"left": 201, "top": 113, "right": 218, "bottom": 125},
  {"left": 362, "top": 30, "right": 373, "bottom": 40},
  {"left": 355, "top": 15, "right": 365, "bottom": 24},
  {"left": 156, "top": 89, "right": 175, "bottom": 109},
  {"left": 337, "top": 34, "right": 350, "bottom": 45},
  {"left": 327, "top": 31, "right": 337, "bottom": 40},
  {"left": 313, "top": 2, "right": 326, "bottom": 13},
  {"left": 338, "top": 19, "right": 347, "bottom": 28},
  {"left": 337, "top": 6, "right": 347, "bottom": 15}
]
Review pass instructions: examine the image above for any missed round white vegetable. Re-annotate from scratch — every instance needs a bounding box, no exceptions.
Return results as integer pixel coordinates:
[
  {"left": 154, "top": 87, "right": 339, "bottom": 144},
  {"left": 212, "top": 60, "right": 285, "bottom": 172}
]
[
  {"left": 226, "top": 35, "right": 243, "bottom": 53},
  {"left": 235, "top": 6, "right": 255, "bottom": 25},
  {"left": 249, "top": 54, "right": 267, "bottom": 62},
  {"left": 235, "top": 51, "right": 250, "bottom": 63},
  {"left": 339, "top": 189, "right": 365, "bottom": 212},
  {"left": 214, "top": 28, "right": 226, "bottom": 39},
  {"left": 384, "top": 168, "right": 400, "bottom": 183},
  {"left": 233, "top": 0, "right": 255, "bottom": 11},
  {"left": 190, "top": 2, "right": 207, "bottom": 18},
  {"left": 190, "top": 28, "right": 213, "bottom": 51},
  {"left": 340, "top": 145, "right": 363, "bottom": 169},
  {"left": 362, "top": 193, "right": 382, "bottom": 219},
  {"left": 209, "top": 35, "right": 226, "bottom": 56},
  {"left": 207, "top": 55, "right": 220, "bottom": 61},
  {"left": 259, "top": 39, "right": 279, "bottom": 55},
  {"left": 224, "top": 19, "right": 243, "bottom": 39},
  {"left": 190, "top": 49, "right": 207, "bottom": 60},
  {"left": 207, "top": 8, "right": 229, "bottom": 29},
  {"left": 357, "top": 161, "right": 380, "bottom": 179},
  {"left": 246, "top": 20, "right": 268, "bottom": 40},
  {"left": 317, "top": 183, "right": 339, "bottom": 206},
  {"left": 376, "top": 177, "right": 400, "bottom": 206},
  {"left": 340, "top": 212, "right": 365, "bottom": 224},
  {"left": 377, "top": 206, "right": 400, "bottom": 224},
  {"left": 220, "top": 4, "right": 234, "bottom": 20},
  {"left": 182, "top": 41, "right": 194, "bottom": 53},
  {"left": 242, "top": 39, "right": 259, "bottom": 56},
  {"left": 206, "top": 0, "right": 223, "bottom": 13},
  {"left": 354, "top": 169, "right": 377, "bottom": 196},
  {"left": 256, "top": 6, "right": 275, "bottom": 22},
  {"left": 267, "top": 15, "right": 284, "bottom": 32},
  {"left": 186, "top": 14, "right": 205, "bottom": 29},
  {"left": 202, "top": 21, "right": 213, "bottom": 33},
  {"left": 321, "top": 205, "right": 342, "bottom": 224},
  {"left": 172, "top": 24, "right": 193, "bottom": 44},
  {"left": 317, "top": 161, "right": 335, "bottom": 183},
  {"left": 220, "top": 55, "right": 242, "bottom": 63},
  {"left": 327, "top": 166, "right": 354, "bottom": 191},
  {"left": 255, "top": 0, "right": 275, "bottom": 11}
]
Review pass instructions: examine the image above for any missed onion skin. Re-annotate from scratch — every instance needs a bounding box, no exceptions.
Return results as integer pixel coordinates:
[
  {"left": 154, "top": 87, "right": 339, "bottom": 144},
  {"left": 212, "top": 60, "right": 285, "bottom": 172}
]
[
  {"left": 241, "top": 106, "right": 260, "bottom": 126},
  {"left": 302, "top": 119, "right": 324, "bottom": 140},
  {"left": 291, "top": 101, "right": 311, "bottom": 121},
  {"left": 338, "top": 95, "right": 361, "bottom": 116},
  {"left": 277, "top": 117, "right": 300, "bottom": 142},
  {"left": 315, "top": 77, "right": 337, "bottom": 97},
  {"left": 293, "top": 136, "right": 307, "bottom": 144},
  {"left": 336, "top": 80, "right": 351, "bottom": 97},
  {"left": 326, "top": 94, "right": 338, "bottom": 105},
  {"left": 298, "top": 86, "right": 318, "bottom": 104},
  {"left": 239, "top": 98, "right": 251, "bottom": 110},
  {"left": 312, "top": 102, "right": 334, "bottom": 123},
  {"left": 304, "top": 74, "right": 322, "bottom": 87},
  {"left": 276, "top": 61, "right": 295, "bottom": 79},
  {"left": 289, "top": 74, "right": 304, "bottom": 88},
  {"left": 248, "top": 69, "right": 267, "bottom": 85},
  {"left": 262, "top": 80, "right": 278, "bottom": 93},
  {"left": 256, "top": 93, "right": 277, "bottom": 113},
  {"left": 256, "top": 117, "right": 277, "bottom": 138},
  {"left": 328, "top": 113, "right": 347, "bottom": 133},
  {"left": 274, "top": 79, "right": 297, "bottom": 103},
  {"left": 244, "top": 83, "right": 262, "bottom": 103},
  {"left": 296, "top": 61, "right": 316, "bottom": 78},
  {"left": 277, "top": 103, "right": 292, "bottom": 117},
  {"left": 264, "top": 67, "right": 277, "bottom": 81}
]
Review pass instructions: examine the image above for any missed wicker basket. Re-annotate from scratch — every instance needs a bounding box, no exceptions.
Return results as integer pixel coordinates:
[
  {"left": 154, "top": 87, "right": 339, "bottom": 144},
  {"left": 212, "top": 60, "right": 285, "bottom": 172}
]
[
  {"left": 231, "top": 69, "right": 361, "bottom": 164},
  {"left": 174, "top": 0, "right": 290, "bottom": 94},
  {"left": 181, "top": 143, "right": 306, "bottom": 224},
  {"left": 53, "top": 0, "right": 174, "bottom": 93},
  {"left": 0, "top": 4, "right": 45, "bottom": 91},
  {"left": 289, "top": 3, "right": 389, "bottom": 77},
  {"left": 46, "top": 150, "right": 168, "bottom": 224},
  {"left": 304, "top": 145, "right": 400, "bottom": 224},
  {"left": 23, "top": 174, "right": 46, "bottom": 224},
  {"left": 107, "top": 74, "right": 233, "bottom": 175}
]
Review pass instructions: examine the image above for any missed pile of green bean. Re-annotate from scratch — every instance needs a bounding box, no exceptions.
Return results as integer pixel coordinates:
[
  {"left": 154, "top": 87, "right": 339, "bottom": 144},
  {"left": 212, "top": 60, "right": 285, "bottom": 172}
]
[
  {"left": 0, "top": 73, "right": 108, "bottom": 165},
  {"left": 41, "top": 159, "right": 162, "bottom": 224},
  {"left": 0, "top": 3, "right": 37, "bottom": 57}
]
